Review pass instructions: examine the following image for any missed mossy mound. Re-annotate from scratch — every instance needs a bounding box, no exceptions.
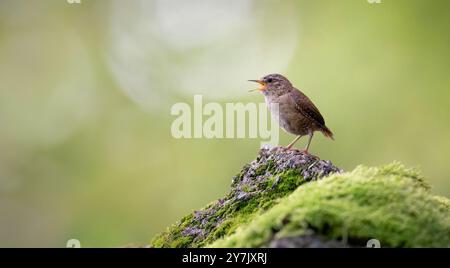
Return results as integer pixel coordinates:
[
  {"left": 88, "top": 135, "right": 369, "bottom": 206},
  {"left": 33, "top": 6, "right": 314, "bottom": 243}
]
[
  {"left": 212, "top": 163, "right": 450, "bottom": 247},
  {"left": 150, "top": 148, "right": 450, "bottom": 248}
]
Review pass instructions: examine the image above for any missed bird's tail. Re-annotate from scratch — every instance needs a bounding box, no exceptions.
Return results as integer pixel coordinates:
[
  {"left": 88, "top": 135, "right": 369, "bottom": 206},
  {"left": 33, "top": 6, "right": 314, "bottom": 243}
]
[{"left": 321, "top": 126, "right": 334, "bottom": 140}]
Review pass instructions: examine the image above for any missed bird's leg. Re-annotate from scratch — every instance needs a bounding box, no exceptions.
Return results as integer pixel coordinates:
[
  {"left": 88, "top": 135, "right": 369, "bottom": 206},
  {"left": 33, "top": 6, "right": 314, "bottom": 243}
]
[
  {"left": 286, "top": 135, "right": 302, "bottom": 150},
  {"left": 303, "top": 132, "right": 314, "bottom": 154}
]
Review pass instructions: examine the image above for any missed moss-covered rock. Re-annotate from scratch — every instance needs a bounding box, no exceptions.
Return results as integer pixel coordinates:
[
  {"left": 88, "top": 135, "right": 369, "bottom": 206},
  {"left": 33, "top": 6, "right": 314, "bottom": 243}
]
[{"left": 150, "top": 147, "right": 450, "bottom": 248}]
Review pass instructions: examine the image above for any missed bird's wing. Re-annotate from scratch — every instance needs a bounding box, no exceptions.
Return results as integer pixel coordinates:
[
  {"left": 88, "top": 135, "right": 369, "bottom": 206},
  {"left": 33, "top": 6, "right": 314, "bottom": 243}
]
[{"left": 289, "top": 88, "right": 326, "bottom": 126}]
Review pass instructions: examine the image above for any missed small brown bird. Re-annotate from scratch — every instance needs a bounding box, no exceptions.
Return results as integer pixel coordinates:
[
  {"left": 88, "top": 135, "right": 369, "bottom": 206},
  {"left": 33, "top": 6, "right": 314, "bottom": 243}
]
[{"left": 249, "top": 74, "right": 334, "bottom": 153}]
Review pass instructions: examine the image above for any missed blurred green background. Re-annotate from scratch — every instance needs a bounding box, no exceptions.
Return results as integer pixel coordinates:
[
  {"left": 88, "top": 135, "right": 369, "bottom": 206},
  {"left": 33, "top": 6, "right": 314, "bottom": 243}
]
[{"left": 0, "top": 0, "right": 449, "bottom": 247}]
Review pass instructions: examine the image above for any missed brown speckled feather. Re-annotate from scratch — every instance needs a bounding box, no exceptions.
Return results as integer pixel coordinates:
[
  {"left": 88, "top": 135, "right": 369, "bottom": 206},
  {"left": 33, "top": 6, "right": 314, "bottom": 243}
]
[{"left": 289, "top": 88, "right": 326, "bottom": 127}]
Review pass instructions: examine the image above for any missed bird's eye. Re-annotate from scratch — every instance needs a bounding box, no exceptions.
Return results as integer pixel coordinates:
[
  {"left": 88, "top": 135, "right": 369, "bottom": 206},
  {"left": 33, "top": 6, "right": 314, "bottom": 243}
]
[{"left": 266, "top": 78, "right": 273, "bottom": 83}]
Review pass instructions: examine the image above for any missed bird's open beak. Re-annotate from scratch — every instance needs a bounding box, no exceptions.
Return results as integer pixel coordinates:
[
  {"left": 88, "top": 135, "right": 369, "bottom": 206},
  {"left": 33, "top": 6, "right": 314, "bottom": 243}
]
[{"left": 248, "top": 80, "right": 267, "bottom": 92}]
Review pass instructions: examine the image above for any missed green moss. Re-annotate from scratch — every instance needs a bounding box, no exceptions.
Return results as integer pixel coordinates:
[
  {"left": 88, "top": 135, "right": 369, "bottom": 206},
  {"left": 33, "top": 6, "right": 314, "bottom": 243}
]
[
  {"left": 241, "top": 185, "right": 252, "bottom": 193},
  {"left": 150, "top": 213, "right": 196, "bottom": 248},
  {"left": 150, "top": 169, "right": 305, "bottom": 248},
  {"left": 150, "top": 158, "right": 449, "bottom": 248},
  {"left": 210, "top": 163, "right": 450, "bottom": 248}
]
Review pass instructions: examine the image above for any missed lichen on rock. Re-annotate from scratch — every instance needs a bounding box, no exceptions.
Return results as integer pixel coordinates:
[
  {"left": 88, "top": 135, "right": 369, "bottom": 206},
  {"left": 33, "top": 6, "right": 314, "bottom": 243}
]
[
  {"left": 150, "top": 147, "right": 341, "bottom": 248},
  {"left": 150, "top": 147, "right": 450, "bottom": 248}
]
